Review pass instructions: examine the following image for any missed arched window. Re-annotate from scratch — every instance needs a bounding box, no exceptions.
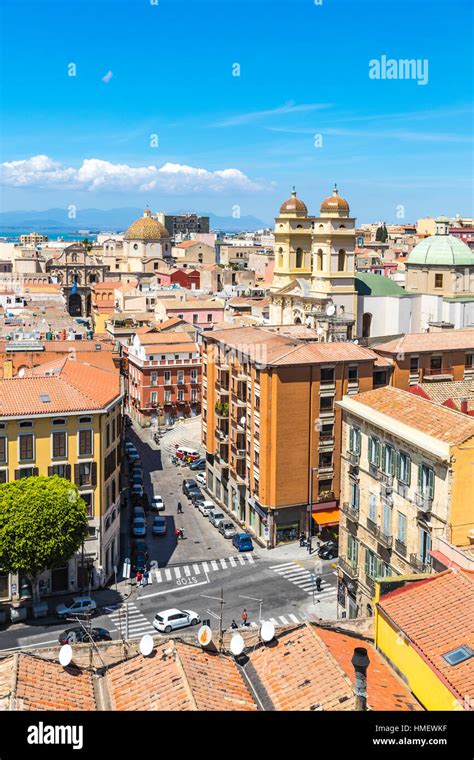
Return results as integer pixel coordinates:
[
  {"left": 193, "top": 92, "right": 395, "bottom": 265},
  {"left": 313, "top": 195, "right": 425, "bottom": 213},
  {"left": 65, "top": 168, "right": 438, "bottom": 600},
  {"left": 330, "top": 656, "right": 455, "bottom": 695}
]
[
  {"left": 296, "top": 248, "right": 303, "bottom": 268},
  {"left": 338, "top": 250, "right": 346, "bottom": 272},
  {"left": 71, "top": 254, "right": 77, "bottom": 263},
  {"left": 317, "top": 249, "right": 324, "bottom": 270},
  {"left": 362, "top": 313, "right": 372, "bottom": 338},
  {"left": 278, "top": 247, "right": 284, "bottom": 268}
]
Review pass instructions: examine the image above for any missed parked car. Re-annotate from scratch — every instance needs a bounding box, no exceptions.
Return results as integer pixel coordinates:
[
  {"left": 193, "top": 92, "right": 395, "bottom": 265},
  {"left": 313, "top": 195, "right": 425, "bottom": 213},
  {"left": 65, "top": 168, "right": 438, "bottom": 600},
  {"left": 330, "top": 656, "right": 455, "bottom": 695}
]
[
  {"left": 219, "top": 521, "right": 237, "bottom": 539},
  {"left": 232, "top": 533, "right": 254, "bottom": 552},
  {"left": 198, "top": 500, "right": 215, "bottom": 517},
  {"left": 131, "top": 472, "right": 143, "bottom": 485},
  {"left": 129, "top": 457, "right": 142, "bottom": 470},
  {"left": 132, "top": 517, "right": 146, "bottom": 537},
  {"left": 56, "top": 596, "right": 97, "bottom": 619},
  {"left": 133, "top": 539, "right": 148, "bottom": 556},
  {"left": 127, "top": 449, "right": 140, "bottom": 462},
  {"left": 58, "top": 626, "right": 111, "bottom": 644},
  {"left": 318, "top": 541, "right": 338, "bottom": 560},
  {"left": 152, "top": 516, "right": 167, "bottom": 536},
  {"left": 189, "top": 488, "right": 204, "bottom": 505},
  {"left": 208, "top": 508, "right": 226, "bottom": 528},
  {"left": 131, "top": 484, "right": 144, "bottom": 499},
  {"left": 189, "top": 458, "right": 206, "bottom": 471},
  {"left": 132, "top": 549, "right": 148, "bottom": 572},
  {"left": 132, "top": 506, "right": 145, "bottom": 520},
  {"left": 182, "top": 479, "right": 199, "bottom": 496},
  {"left": 150, "top": 495, "right": 165, "bottom": 512},
  {"left": 196, "top": 472, "right": 206, "bottom": 485},
  {"left": 153, "top": 608, "right": 200, "bottom": 634},
  {"left": 131, "top": 464, "right": 143, "bottom": 477}
]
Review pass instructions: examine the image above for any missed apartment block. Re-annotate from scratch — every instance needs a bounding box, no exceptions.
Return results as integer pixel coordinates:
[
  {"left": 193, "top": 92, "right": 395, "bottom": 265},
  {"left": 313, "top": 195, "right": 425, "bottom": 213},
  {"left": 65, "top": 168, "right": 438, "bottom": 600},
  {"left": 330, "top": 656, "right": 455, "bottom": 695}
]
[
  {"left": 0, "top": 360, "right": 123, "bottom": 603},
  {"left": 202, "top": 325, "right": 389, "bottom": 547},
  {"left": 337, "top": 387, "right": 474, "bottom": 619}
]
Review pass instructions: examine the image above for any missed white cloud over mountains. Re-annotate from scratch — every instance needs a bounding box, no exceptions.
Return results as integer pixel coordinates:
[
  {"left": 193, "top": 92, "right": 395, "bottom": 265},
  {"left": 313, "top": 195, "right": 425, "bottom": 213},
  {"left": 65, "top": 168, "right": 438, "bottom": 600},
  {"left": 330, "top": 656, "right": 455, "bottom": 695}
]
[{"left": 0, "top": 155, "right": 268, "bottom": 193}]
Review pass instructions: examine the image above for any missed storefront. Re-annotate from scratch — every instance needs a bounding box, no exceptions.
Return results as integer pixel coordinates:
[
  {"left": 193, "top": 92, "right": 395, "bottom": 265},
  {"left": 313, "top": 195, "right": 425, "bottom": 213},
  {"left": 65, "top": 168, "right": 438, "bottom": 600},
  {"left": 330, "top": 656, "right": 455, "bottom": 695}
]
[
  {"left": 311, "top": 502, "right": 339, "bottom": 543},
  {"left": 276, "top": 523, "right": 299, "bottom": 544}
]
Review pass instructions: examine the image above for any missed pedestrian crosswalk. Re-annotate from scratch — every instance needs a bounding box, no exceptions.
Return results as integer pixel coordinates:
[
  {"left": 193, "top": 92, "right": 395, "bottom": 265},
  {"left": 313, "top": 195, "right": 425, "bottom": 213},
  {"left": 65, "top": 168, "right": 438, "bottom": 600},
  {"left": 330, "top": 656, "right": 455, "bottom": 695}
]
[
  {"left": 269, "top": 561, "right": 336, "bottom": 601},
  {"left": 107, "top": 602, "right": 155, "bottom": 639},
  {"left": 145, "top": 553, "right": 255, "bottom": 585},
  {"left": 236, "top": 611, "right": 312, "bottom": 629}
]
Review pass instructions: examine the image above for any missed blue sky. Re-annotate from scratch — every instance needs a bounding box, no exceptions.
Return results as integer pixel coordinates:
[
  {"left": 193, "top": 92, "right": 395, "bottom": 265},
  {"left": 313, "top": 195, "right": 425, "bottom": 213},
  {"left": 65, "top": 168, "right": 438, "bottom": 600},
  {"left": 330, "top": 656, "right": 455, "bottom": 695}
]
[{"left": 0, "top": 0, "right": 472, "bottom": 224}]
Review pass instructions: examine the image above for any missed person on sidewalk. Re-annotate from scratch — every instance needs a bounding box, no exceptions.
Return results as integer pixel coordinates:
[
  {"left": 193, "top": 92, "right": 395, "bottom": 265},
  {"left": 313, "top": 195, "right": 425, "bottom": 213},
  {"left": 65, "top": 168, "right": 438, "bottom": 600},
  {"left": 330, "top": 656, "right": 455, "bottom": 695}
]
[
  {"left": 230, "top": 619, "right": 238, "bottom": 629},
  {"left": 299, "top": 532, "right": 306, "bottom": 547},
  {"left": 180, "top": 528, "right": 185, "bottom": 540},
  {"left": 136, "top": 570, "right": 143, "bottom": 586},
  {"left": 142, "top": 569, "right": 149, "bottom": 587},
  {"left": 241, "top": 608, "right": 248, "bottom": 626},
  {"left": 175, "top": 528, "right": 181, "bottom": 541},
  {"left": 177, "top": 501, "right": 183, "bottom": 514},
  {"left": 316, "top": 575, "right": 322, "bottom": 592}
]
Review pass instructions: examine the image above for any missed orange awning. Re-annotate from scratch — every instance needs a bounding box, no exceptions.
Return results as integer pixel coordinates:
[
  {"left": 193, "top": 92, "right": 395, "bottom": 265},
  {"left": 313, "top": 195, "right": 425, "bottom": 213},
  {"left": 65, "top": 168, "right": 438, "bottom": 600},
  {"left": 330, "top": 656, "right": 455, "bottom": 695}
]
[{"left": 312, "top": 507, "right": 339, "bottom": 527}]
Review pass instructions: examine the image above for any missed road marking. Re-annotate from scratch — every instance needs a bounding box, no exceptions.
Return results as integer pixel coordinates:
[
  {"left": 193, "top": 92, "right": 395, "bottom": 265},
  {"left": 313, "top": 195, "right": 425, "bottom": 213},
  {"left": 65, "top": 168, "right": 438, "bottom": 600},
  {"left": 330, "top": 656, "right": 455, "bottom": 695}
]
[
  {"left": 184, "top": 566, "right": 191, "bottom": 576},
  {"left": 202, "top": 562, "right": 209, "bottom": 572},
  {"left": 269, "top": 562, "right": 295, "bottom": 570},
  {"left": 238, "top": 556, "right": 245, "bottom": 565},
  {"left": 269, "top": 617, "right": 278, "bottom": 625},
  {"left": 246, "top": 555, "right": 255, "bottom": 564},
  {"left": 220, "top": 558, "right": 227, "bottom": 569},
  {"left": 165, "top": 569, "right": 172, "bottom": 581},
  {"left": 1, "top": 638, "right": 59, "bottom": 652},
  {"left": 211, "top": 560, "right": 219, "bottom": 571},
  {"left": 155, "top": 570, "right": 162, "bottom": 583},
  {"left": 288, "top": 613, "right": 299, "bottom": 623},
  {"left": 139, "top": 578, "right": 210, "bottom": 599},
  {"left": 282, "top": 570, "right": 311, "bottom": 580},
  {"left": 229, "top": 557, "right": 236, "bottom": 567},
  {"left": 193, "top": 564, "right": 200, "bottom": 575},
  {"left": 174, "top": 567, "right": 181, "bottom": 579},
  {"left": 279, "top": 615, "right": 289, "bottom": 624}
]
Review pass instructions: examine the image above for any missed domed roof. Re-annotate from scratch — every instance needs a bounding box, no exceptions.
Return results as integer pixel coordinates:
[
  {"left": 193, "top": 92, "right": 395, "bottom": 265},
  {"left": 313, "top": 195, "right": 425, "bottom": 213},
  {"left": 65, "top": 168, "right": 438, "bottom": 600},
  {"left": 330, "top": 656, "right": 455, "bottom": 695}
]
[
  {"left": 320, "top": 184, "right": 349, "bottom": 213},
  {"left": 407, "top": 234, "right": 474, "bottom": 267},
  {"left": 279, "top": 189, "right": 308, "bottom": 215},
  {"left": 124, "top": 208, "right": 170, "bottom": 241}
]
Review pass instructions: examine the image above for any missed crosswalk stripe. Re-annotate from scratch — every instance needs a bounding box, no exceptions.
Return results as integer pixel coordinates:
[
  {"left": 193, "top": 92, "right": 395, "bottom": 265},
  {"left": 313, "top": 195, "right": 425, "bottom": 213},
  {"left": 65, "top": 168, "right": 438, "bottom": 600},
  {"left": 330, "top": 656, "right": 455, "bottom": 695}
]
[
  {"left": 238, "top": 556, "right": 245, "bottom": 565},
  {"left": 174, "top": 567, "right": 181, "bottom": 579},
  {"left": 193, "top": 564, "right": 200, "bottom": 575},
  {"left": 288, "top": 613, "right": 299, "bottom": 623},
  {"left": 279, "top": 615, "right": 289, "bottom": 624},
  {"left": 246, "top": 555, "right": 255, "bottom": 564},
  {"left": 165, "top": 569, "right": 172, "bottom": 581},
  {"left": 211, "top": 560, "right": 219, "bottom": 571},
  {"left": 269, "top": 617, "right": 278, "bottom": 625},
  {"left": 184, "top": 566, "right": 191, "bottom": 576},
  {"left": 202, "top": 562, "right": 209, "bottom": 572},
  {"left": 155, "top": 570, "right": 162, "bottom": 583},
  {"left": 269, "top": 562, "right": 295, "bottom": 570},
  {"left": 220, "top": 558, "right": 227, "bottom": 569},
  {"left": 282, "top": 570, "right": 311, "bottom": 580},
  {"left": 229, "top": 557, "right": 236, "bottom": 567}
]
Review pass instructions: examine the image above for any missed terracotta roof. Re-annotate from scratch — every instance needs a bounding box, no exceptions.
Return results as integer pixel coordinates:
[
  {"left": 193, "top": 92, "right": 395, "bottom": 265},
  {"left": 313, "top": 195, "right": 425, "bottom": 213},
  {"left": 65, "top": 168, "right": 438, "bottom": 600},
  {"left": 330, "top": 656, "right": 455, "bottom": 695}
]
[
  {"left": 375, "top": 329, "right": 474, "bottom": 354},
  {"left": 93, "top": 281, "right": 122, "bottom": 290},
  {"left": 207, "top": 326, "right": 379, "bottom": 367},
  {"left": 13, "top": 654, "right": 96, "bottom": 710},
  {"left": 377, "top": 570, "right": 474, "bottom": 703},
  {"left": 139, "top": 331, "right": 196, "bottom": 346},
  {"left": 316, "top": 628, "right": 421, "bottom": 711},
  {"left": 106, "top": 641, "right": 256, "bottom": 711},
  {"left": 0, "top": 360, "right": 121, "bottom": 416},
  {"left": 279, "top": 190, "right": 308, "bottom": 215},
  {"left": 21, "top": 354, "right": 116, "bottom": 376},
  {"left": 156, "top": 316, "right": 186, "bottom": 330},
  {"left": 347, "top": 386, "right": 474, "bottom": 444},
  {"left": 176, "top": 240, "right": 201, "bottom": 248},
  {"left": 143, "top": 342, "right": 198, "bottom": 355}
]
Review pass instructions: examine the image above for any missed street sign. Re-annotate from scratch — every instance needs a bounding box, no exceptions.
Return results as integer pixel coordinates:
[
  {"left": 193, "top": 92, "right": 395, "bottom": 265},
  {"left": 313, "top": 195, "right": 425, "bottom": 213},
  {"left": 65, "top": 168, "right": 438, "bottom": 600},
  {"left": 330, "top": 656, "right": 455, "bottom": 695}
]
[
  {"left": 264, "top": 526, "right": 270, "bottom": 539},
  {"left": 122, "top": 558, "right": 131, "bottom": 580}
]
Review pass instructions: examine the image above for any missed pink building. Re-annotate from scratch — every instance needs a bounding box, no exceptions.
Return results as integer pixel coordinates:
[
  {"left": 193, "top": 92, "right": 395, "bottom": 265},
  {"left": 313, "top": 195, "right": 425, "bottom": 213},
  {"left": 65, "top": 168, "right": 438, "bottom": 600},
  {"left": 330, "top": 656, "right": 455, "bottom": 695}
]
[{"left": 154, "top": 298, "right": 225, "bottom": 328}]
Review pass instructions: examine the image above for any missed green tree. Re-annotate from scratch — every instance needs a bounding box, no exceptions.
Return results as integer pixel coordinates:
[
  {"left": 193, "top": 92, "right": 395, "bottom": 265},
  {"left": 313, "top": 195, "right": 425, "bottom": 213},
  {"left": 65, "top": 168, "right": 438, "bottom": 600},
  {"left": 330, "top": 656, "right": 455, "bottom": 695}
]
[
  {"left": 82, "top": 237, "right": 93, "bottom": 254},
  {"left": 0, "top": 476, "right": 88, "bottom": 602}
]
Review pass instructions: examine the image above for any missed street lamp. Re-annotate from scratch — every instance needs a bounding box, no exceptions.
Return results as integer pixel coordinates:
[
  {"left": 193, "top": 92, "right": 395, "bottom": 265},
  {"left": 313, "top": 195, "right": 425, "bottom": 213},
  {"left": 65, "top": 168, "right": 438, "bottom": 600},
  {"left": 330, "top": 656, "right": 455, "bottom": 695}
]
[{"left": 307, "top": 467, "right": 319, "bottom": 554}]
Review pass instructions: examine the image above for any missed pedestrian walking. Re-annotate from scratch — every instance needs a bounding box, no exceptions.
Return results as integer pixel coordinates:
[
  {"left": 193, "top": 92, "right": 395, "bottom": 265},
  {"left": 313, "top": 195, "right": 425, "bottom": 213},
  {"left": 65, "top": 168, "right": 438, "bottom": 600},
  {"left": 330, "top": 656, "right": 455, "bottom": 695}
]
[
  {"left": 143, "top": 569, "right": 149, "bottom": 587},
  {"left": 180, "top": 528, "right": 185, "bottom": 540},
  {"left": 177, "top": 501, "right": 183, "bottom": 514},
  {"left": 136, "top": 570, "right": 143, "bottom": 586},
  {"left": 299, "top": 532, "right": 306, "bottom": 547},
  {"left": 230, "top": 619, "right": 238, "bottom": 629},
  {"left": 241, "top": 608, "right": 248, "bottom": 627},
  {"left": 175, "top": 528, "right": 181, "bottom": 541},
  {"left": 316, "top": 575, "right": 322, "bottom": 592}
]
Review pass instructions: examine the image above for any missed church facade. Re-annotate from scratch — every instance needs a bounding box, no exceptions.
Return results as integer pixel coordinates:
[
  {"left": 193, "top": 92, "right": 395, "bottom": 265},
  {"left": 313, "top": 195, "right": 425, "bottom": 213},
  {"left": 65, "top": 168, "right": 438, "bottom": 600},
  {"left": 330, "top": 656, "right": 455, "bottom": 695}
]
[{"left": 269, "top": 186, "right": 358, "bottom": 340}]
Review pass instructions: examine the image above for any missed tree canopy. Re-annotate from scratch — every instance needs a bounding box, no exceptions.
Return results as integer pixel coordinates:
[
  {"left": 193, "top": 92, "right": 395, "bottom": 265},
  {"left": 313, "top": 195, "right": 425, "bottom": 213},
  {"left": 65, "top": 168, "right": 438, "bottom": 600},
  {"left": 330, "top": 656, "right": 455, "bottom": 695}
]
[{"left": 0, "top": 476, "right": 88, "bottom": 578}]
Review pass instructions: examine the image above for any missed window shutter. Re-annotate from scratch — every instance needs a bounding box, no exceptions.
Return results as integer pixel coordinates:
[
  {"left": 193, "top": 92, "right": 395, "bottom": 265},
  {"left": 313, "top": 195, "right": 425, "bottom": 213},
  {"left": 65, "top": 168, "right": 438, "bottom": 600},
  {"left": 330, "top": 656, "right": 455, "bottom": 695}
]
[
  {"left": 74, "top": 464, "right": 80, "bottom": 485},
  {"left": 396, "top": 452, "right": 401, "bottom": 479},
  {"left": 356, "top": 429, "right": 361, "bottom": 455},
  {"left": 32, "top": 467, "right": 39, "bottom": 476},
  {"left": 428, "top": 467, "right": 434, "bottom": 499},
  {"left": 405, "top": 457, "right": 411, "bottom": 487},
  {"left": 48, "top": 466, "right": 54, "bottom": 476},
  {"left": 65, "top": 464, "right": 72, "bottom": 481},
  {"left": 375, "top": 440, "right": 380, "bottom": 467},
  {"left": 364, "top": 549, "right": 370, "bottom": 575},
  {"left": 15, "top": 469, "right": 20, "bottom": 480},
  {"left": 418, "top": 465, "right": 423, "bottom": 493},
  {"left": 91, "top": 462, "right": 97, "bottom": 487}
]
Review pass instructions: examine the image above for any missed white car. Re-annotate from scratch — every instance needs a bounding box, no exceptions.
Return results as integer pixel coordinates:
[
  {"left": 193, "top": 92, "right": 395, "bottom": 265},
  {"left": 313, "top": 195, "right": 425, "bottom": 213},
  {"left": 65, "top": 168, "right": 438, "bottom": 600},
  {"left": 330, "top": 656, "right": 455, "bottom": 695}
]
[
  {"left": 150, "top": 496, "right": 165, "bottom": 512},
  {"left": 196, "top": 472, "right": 206, "bottom": 486},
  {"left": 209, "top": 509, "right": 226, "bottom": 528},
  {"left": 56, "top": 596, "right": 97, "bottom": 619},
  {"left": 153, "top": 608, "right": 200, "bottom": 634},
  {"left": 198, "top": 500, "right": 215, "bottom": 517}
]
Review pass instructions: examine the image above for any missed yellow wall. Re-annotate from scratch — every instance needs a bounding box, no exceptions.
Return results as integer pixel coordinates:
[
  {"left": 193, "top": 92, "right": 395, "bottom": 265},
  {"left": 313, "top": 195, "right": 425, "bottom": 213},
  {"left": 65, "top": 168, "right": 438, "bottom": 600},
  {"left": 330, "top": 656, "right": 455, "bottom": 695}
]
[
  {"left": 375, "top": 607, "right": 463, "bottom": 711},
  {"left": 449, "top": 436, "right": 474, "bottom": 545}
]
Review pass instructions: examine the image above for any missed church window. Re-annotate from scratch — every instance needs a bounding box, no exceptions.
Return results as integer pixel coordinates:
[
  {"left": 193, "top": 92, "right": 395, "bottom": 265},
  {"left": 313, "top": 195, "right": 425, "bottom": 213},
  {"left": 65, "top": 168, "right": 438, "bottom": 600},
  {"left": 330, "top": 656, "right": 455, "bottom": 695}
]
[
  {"left": 133, "top": 244, "right": 138, "bottom": 250},
  {"left": 278, "top": 248, "right": 284, "bottom": 268},
  {"left": 435, "top": 273, "right": 443, "bottom": 288},
  {"left": 296, "top": 248, "right": 303, "bottom": 268},
  {"left": 338, "top": 250, "right": 346, "bottom": 272},
  {"left": 317, "top": 249, "right": 323, "bottom": 270}
]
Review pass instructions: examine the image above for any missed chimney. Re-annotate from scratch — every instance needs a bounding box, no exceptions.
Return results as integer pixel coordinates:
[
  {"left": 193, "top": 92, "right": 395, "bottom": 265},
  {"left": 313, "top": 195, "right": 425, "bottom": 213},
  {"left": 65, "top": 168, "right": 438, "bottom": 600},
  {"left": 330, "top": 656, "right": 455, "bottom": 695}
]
[
  {"left": 460, "top": 397, "right": 469, "bottom": 415},
  {"left": 351, "top": 647, "right": 370, "bottom": 711}
]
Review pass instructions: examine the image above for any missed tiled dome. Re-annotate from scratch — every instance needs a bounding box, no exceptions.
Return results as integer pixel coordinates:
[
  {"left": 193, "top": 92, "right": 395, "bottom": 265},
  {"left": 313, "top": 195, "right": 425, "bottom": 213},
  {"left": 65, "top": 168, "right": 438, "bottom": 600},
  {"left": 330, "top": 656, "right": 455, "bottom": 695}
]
[
  {"left": 320, "top": 184, "right": 349, "bottom": 213},
  {"left": 124, "top": 208, "right": 170, "bottom": 240},
  {"left": 279, "top": 190, "right": 308, "bottom": 215}
]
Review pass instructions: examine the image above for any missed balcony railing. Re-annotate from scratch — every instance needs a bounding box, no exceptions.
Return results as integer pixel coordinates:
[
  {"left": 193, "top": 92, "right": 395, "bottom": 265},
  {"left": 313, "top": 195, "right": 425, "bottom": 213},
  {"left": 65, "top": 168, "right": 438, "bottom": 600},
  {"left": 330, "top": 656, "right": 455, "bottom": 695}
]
[
  {"left": 409, "top": 553, "right": 432, "bottom": 573},
  {"left": 380, "top": 472, "right": 393, "bottom": 487},
  {"left": 374, "top": 526, "right": 393, "bottom": 549},
  {"left": 339, "top": 557, "right": 358, "bottom": 579},
  {"left": 422, "top": 365, "right": 453, "bottom": 380},
  {"left": 365, "top": 575, "right": 376, "bottom": 593},
  {"left": 348, "top": 451, "right": 360, "bottom": 465},
  {"left": 366, "top": 517, "right": 377, "bottom": 536},
  {"left": 341, "top": 501, "right": 359, "bottom": 521},
  {"left": 414, "top": 491, "right": 433, "bottom": 512},
  {"left": 369, "top": 463, "right": 381, "bottom": 479},
  {"left": 394, "top": 538, "right": 407, "bottom": 557},
  {"left": 319, "top": 434, "right": 334, "bottom": 447}
]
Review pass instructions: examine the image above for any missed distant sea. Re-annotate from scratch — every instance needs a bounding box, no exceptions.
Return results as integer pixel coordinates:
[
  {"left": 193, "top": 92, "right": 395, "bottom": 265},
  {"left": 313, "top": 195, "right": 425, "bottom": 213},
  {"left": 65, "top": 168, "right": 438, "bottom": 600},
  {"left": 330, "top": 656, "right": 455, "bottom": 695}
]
[{"left": 0, "top": 230, "right": 100, "bottom": 242}]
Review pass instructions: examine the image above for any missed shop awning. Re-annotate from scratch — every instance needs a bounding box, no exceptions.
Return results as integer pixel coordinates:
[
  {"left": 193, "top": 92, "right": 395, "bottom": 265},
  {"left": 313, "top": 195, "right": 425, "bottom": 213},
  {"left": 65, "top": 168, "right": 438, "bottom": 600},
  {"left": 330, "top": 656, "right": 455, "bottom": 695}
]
[{"left": 312, "top": 506, "right": 339, "bottom": 527}]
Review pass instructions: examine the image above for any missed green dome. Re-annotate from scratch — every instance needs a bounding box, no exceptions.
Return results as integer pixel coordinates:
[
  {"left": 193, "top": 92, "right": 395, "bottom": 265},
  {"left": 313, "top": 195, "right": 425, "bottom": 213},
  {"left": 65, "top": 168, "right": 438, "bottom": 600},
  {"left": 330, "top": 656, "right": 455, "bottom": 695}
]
[{"left": 407, "top": 234, "right": 474, "bottom": 267}]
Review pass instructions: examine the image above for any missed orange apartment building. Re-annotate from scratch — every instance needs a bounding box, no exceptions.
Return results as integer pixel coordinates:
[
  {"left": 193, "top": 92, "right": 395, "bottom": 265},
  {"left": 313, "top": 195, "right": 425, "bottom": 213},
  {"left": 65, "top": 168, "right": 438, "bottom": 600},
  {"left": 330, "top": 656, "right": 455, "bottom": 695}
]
[
  {"left": 202, "top": 325, "right": 391, "bottom": 547},
  {"left": 0, "top": 337, "right": 120, "bottom": 379}
]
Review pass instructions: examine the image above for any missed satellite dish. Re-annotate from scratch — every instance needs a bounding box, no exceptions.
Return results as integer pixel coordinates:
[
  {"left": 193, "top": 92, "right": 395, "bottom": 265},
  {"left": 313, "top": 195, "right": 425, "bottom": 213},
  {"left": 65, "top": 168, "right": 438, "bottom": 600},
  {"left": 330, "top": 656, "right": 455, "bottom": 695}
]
[
  {"left": 316, "top": 326, "right": 324, "bottom": 335},
  {"left": 240, "top": 416, "right": 246, "bottom": 426},
  {"left": 59, "top": 644, "right": 73, "bottom": 667},
  {"left": 198, "top": 625, "right": 213, "bottom": 647},
  {"left": 18, "top": 368, "right": 25, "bottom": 378},
  {"left": 354, "top": 339, "right": 359, "bottom": 344},
  {"left": 326, "top": 303, "right": 336, "bottom": 317},
  {"left": 230, "top": 633, "right": 245, "bottom": 656},
  {"left": 260, "top": 621, "right": 275, "bottom": 643},
  {"left": 139, "top": 634, "right": 154, "bottom": 657}
]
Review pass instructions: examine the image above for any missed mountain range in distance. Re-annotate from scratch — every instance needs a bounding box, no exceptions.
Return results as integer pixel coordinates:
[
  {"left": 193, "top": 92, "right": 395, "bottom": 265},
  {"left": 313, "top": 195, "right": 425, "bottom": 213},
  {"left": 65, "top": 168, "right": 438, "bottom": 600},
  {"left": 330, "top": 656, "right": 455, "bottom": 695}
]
[{"left": 0, "top": 207, "right": 270, "bottom": 232}]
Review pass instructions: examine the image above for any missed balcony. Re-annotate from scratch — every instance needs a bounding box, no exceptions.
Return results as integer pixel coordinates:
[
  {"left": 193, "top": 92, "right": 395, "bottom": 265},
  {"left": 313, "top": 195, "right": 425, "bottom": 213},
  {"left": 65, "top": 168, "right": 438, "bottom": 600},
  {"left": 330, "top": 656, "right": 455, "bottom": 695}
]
[
  {"left": 215, "top": 402, "right": 230, "bottom": 418},
  {"left": 319, "top": 434, "right": 334, "bottom": 448},
  {"left": 374, "top": 526, "right": 393, "bottom": 549},
  {"left": 348, "top": 451, "right": 360, "bottom": 466},
  {"left": 380, "top": 484, "right": 394, "bottom": 505},
  {"left": 380, "top": 472, "right": 393, "bottom": 487},
  {"left": 214, "top": 453, "right": 229, "bottom": 469},
  {"left": 422, "top": 365, "right": 453, "bottom": 382},
  {"left": 369, "top": 463, "right": 381, "bottom": 480},
  {"left": 414, "top": 491, "right": 433, "bottom": 513},
  {"left": 365, "top": 575, "right": 376, "bottom": 593},
  {"left": 341, "top": 501, "right": 359, "bottom": 521},
  {"left": 366, "top": 517, "right": 377, "bottom": 536},
  {"left": 235, "top": 466, "right": 247, "bottom": 484},
  {"left": 216, "top": 383, "right": 230, "bottom": 396},
  {"left": 339, "top": 557, "right": 358, "bottom": 579},
  {"left": 409, "top": 553, "right": 432, "bottom": 573},
  {"left": 394, "top": 538, "right": 407, "bottom": 557}
]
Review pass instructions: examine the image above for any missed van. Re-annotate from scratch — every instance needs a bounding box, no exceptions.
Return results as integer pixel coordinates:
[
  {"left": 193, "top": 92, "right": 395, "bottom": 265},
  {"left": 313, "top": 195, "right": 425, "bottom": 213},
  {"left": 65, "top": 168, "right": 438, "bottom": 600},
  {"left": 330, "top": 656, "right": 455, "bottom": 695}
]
[{"left": 176, "top": 446, "right": 200, "bottom": 462}]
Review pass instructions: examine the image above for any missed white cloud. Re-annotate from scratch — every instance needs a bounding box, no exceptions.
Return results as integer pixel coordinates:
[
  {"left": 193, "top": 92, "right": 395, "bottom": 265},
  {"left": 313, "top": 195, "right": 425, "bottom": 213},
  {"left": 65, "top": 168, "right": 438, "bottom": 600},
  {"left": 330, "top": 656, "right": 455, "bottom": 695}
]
[
  {"left": 213, "top": 101, "right": 332, "bottom": 127},
  {"left": 0, "top": 155, "right": 268, "bottom": 193}
]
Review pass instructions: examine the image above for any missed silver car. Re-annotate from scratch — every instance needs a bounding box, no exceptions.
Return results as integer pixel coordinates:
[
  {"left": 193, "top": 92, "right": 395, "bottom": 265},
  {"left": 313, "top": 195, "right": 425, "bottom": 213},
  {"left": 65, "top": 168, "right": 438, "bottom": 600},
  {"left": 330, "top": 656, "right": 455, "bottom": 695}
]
[
  {"left": 209, "top": 509, "right": 226, "bottom": 528},
  {"left": 219, "top": 521, "right": 237, "bottom": 539}
]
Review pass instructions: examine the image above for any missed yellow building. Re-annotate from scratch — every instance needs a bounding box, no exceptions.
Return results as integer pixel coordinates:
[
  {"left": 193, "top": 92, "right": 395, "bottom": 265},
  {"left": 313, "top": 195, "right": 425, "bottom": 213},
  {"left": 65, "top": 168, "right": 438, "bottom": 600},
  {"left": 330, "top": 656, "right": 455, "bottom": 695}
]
[
  {"left": 337, "top": 386, "right": 474, "bottom": 619},
  {"left": 374, "top": 569, "right": 474, "bottom": 710},
  {"left": 0, "top": 359, "right": 123, "bottom": 603}
]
